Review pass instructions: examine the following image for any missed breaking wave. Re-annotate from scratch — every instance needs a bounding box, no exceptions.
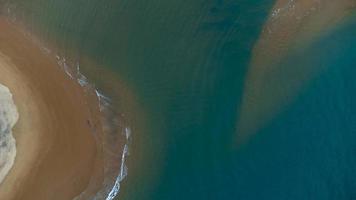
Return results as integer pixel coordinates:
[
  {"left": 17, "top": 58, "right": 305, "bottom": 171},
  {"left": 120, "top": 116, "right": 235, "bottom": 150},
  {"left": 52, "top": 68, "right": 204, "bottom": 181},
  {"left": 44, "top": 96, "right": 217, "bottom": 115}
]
[
  {"left": 0, "top": 84, "right": 19, "bottom": 184},
  {"left": 0, "top": 3, "right": 132, "bottom": 199}
]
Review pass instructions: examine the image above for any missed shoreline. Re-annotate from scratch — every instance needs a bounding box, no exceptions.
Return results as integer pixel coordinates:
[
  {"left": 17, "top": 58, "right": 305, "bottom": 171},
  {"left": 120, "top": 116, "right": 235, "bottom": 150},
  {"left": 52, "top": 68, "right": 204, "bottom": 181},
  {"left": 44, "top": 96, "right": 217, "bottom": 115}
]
[{"left": 0, "top": 18, "right": 101, "bottom": 199}]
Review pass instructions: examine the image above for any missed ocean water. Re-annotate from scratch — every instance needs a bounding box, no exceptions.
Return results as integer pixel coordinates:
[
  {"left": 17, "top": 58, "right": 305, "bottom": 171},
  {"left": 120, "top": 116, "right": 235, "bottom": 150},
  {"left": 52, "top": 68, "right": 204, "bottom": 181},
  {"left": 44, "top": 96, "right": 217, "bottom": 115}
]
[{"left": 1, "top": 0, "right": 356, "bottom": 199}]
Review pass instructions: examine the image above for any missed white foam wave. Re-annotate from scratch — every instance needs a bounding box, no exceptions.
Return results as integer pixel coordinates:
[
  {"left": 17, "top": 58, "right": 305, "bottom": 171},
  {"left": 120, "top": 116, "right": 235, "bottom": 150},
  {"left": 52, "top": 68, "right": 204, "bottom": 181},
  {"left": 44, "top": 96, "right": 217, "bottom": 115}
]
[
  {"left": 105, "top": 143, "right": 129, "bottom": 200},
  {"left": 0, "top": 84, "right": 19, "bottom": 184},
  {"left": 0, "top": 4, "right": 131, "bottom": 197},
  {"left": 56, "top": 58, "right": 132, "bottom": 200}
]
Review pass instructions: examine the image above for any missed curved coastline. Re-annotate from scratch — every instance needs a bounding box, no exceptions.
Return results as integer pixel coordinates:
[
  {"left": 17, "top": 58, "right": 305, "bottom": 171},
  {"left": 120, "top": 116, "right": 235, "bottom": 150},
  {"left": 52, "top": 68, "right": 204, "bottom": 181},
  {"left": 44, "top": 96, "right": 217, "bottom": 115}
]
[{"left": 0, "top": 18, "right": 103, "bottom": 200}]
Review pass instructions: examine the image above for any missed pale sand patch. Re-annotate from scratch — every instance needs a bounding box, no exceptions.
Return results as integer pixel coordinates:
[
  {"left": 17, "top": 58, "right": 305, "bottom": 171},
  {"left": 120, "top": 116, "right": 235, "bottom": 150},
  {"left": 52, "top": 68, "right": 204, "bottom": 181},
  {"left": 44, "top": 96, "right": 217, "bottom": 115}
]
[
  {"left": 236, "top": 0, "right": 356, "bottom": 144},
  {"left": 0, "top": 18, "right": 100, "bottom": 200}
]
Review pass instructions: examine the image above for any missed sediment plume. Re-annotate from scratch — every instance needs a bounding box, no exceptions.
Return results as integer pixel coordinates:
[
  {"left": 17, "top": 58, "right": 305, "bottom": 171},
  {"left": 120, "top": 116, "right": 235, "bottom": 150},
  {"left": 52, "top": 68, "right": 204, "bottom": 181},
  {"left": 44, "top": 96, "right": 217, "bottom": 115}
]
[{"left": 236, "top": 0, "right": 356, "bottom": 144}]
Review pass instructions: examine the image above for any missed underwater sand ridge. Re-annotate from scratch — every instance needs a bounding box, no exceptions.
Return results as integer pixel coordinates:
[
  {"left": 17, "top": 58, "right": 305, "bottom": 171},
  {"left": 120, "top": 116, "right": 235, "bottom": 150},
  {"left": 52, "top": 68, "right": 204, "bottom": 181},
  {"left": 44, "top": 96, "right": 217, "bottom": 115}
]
[{"left": 236, "top": 0, "right": 356, "bottom": 144}]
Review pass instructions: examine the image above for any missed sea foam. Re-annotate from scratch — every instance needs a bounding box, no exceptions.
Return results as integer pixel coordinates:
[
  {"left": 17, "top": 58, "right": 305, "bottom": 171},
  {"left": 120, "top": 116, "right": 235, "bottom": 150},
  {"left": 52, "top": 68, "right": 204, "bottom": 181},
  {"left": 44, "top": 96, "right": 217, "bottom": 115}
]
[{"left": 0, "top": 83, "right": 19, "bottom": 184}]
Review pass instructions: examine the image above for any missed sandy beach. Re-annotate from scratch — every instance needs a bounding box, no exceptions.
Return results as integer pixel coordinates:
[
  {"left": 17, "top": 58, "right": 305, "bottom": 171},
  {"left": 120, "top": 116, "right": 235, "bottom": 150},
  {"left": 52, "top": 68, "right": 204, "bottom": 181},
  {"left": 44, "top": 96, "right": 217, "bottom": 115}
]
[{"left": 0, "top": 18, "right": 101, "bottom": 200}]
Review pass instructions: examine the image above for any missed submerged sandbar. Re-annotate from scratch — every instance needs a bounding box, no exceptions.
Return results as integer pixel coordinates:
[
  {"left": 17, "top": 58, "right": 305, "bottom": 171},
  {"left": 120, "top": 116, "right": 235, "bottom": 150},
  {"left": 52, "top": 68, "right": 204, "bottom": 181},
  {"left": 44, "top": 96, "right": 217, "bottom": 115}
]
[{"left": 236, "top": 0, "right": 356, "bottom": 144}]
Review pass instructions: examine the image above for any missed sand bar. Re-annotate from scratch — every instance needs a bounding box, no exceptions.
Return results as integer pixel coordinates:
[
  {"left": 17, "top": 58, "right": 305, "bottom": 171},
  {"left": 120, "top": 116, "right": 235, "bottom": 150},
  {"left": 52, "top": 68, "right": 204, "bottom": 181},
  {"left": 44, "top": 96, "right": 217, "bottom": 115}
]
[
  {"left": 236, "top": 0, "right": 356, "bottom": 144},
  {"left": 0, "top": 18, "right": 100, "bottom": 200}
]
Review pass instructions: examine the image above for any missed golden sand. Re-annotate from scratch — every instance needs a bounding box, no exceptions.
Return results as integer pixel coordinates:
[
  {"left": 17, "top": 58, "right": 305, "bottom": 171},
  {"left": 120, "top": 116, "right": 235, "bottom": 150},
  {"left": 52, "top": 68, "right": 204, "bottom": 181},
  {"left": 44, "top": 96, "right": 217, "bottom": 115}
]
[{"left": 0, "top": 18, "right": 100, "bottom": 200}]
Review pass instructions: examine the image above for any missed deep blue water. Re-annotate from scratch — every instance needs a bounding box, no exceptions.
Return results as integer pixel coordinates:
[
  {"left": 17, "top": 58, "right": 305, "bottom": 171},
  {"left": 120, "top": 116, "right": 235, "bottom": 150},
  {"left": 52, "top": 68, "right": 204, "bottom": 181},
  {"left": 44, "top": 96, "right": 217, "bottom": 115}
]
[{"left": 2, "top": 0, "right": 356, "bottom": 199}]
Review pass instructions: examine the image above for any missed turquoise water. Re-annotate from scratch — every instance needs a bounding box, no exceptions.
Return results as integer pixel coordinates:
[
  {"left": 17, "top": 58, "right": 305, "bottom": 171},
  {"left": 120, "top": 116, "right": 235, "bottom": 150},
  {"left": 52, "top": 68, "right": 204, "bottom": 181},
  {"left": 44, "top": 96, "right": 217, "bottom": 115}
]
[{"left": 2, "top": 0, "right": 356, "bottom": 199}]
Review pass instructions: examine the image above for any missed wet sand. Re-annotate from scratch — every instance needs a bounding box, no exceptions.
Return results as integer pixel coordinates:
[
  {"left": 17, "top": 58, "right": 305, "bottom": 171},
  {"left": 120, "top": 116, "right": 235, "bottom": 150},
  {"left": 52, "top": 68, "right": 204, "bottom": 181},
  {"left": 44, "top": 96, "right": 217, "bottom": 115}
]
[
  {"left": 236, "top": 0, "right": 356, "bottom": 144},
  {"left": 0, "top": 18, "right": 100, "bottom": 199}
]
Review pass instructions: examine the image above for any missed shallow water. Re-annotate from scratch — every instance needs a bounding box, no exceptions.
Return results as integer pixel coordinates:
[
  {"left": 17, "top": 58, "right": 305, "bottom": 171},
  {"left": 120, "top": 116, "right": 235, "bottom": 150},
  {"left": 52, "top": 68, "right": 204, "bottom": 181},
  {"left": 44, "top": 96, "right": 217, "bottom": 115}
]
[{"left": 1, "top": 0, "right": 356, "bottom": 199}]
